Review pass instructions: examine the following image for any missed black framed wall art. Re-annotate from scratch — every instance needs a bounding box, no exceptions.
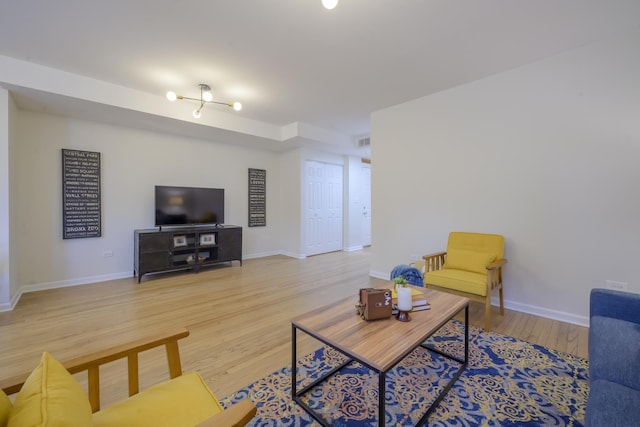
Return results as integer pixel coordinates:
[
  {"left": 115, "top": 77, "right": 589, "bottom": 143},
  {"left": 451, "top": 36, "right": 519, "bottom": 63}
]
[
  {"left": 62, "top": 149, "right": 101, "bottom": 239},
  {"left": 248, "top": 168, "right": 266, "bottom": 227}
]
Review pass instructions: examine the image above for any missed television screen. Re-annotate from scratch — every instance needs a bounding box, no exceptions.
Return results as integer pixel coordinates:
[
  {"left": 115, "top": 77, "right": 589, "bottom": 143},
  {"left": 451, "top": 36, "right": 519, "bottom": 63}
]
[{"left": 155, "top": 186, "right": 224, "bottom": 226}]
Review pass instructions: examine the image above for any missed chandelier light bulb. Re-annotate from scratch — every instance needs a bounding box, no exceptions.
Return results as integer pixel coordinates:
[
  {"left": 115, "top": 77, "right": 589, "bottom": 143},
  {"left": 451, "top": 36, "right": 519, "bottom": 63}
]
[
  {"left": 322, "top": 0, "right": 338, "bottom": 10},
  {"left": 202, "top": 91, "right": 213, "bottom": 102},
  {"left": 233, "top": 102, "right": 242, "bottom": 111},
  {"left": 192, "top": 109, "right": 201, "bottom": 119},
  {"left": 166, "top": 91, "right": 177, "bottom": 101}
]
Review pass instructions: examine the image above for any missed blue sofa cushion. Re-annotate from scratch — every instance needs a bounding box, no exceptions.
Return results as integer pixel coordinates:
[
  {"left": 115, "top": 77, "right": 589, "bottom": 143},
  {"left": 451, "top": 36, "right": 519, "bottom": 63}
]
[
  {"left": 589, "top": 316, "right": 640, "bottom": 391},
  {"left": 590, "top": 288, "right": 640, "bottom": 324},
  {"left": 585, "top": 379, "right": 640, "bottom": 427}
]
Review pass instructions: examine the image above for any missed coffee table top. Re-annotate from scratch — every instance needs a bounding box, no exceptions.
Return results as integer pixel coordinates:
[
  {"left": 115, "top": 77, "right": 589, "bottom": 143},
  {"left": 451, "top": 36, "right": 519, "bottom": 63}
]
[{"left": 292, "top": 287, "right": 469, "bottom": 372}]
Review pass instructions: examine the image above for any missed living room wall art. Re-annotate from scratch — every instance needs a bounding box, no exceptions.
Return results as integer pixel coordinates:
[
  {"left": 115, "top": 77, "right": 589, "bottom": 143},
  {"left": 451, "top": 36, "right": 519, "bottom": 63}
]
[
  {"left": 61, "top": 149, "right": 101, "bottom": 239},
  {"left": 248, "top": 168, "right": 266, "bottom": 227}
]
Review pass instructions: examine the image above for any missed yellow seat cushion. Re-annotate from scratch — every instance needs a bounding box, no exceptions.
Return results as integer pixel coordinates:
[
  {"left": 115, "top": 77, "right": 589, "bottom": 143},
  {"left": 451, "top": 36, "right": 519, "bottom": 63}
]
[
  {"left": 92, "top": 372, "right": 222, "bottom": 427},
  {"left": 7, "top": 352, "right": 92, "bottom": 427},
  {"left": 425, "top": 269, "right": 488, "bottom": 296},
  {"left": 1, "top": 389, "right": 11, "bottom": 427},
  {"left": 444, "top": 249, "right": 495, "bottom": 274}
]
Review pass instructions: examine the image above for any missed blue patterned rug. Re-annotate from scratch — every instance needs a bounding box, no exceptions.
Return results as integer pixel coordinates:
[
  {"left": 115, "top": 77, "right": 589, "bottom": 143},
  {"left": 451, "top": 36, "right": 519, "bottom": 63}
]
[{"left": 221, "top": 321, "right": 588, "bottom": 426}]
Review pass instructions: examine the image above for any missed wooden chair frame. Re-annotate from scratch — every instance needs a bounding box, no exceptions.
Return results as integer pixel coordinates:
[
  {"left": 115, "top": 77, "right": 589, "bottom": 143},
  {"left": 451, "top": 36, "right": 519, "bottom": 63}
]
[
  {"left": 423, "top": 251, "right": 507, "bottom": 331},
  {"left": 0, "top": 328, "right": 256, "bottom": 427}
]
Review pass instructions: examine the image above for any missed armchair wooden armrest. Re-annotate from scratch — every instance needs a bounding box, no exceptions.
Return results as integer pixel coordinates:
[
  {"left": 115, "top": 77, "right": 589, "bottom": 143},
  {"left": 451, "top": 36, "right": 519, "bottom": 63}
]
[
  {"left": 196, "top": 398, "right": 258, "bottom": 427},
  {"left": 0, "top": 371, "right": 32, "bottom": 396},
  {"left": 422, "top": 251, "right": 447, "bottom": 272},
  {"left": 486, "top": 258, "right": 507, "bottom": 270}
]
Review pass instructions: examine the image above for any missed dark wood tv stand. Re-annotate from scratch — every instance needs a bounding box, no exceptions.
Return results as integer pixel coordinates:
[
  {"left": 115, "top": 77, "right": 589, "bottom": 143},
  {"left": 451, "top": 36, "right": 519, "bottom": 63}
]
[{"left": 134, "top": 225, "right": 242, "bottom": 283}]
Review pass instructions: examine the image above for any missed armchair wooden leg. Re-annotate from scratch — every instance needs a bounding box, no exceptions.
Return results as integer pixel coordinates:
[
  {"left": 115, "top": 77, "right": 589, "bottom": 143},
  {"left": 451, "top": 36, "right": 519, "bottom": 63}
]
[
  {"left": 484, "top": 297, "right": 492, "bottom": 331},
  {"left": 499, "top": 287, "right": 504, "bottom": 315}
]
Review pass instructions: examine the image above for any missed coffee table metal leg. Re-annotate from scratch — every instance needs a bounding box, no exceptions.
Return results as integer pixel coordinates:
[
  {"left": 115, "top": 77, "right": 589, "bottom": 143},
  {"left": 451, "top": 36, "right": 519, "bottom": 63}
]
[
  {"left": 416, "top": 304, "right": 469, "bottom": 425},
  {"left": 464, "top": 304, "right": 469, "bottom": 363},
  {"left": 379, "top": 371, "right": 385, "bottom": 427},
  {"left": 291, "top": 324, "right": 297, "bottom": 401},
  {"left": 291, "top": 324, "right": 354, "bottom": 426}
]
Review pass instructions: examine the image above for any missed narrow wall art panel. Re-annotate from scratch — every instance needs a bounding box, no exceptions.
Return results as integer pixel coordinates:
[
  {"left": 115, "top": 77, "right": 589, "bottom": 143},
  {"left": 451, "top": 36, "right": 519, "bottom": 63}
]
[
  {"left": 248, "top": 168, "right": 266, "bottom": 227},
  {"left": 62, "top": 149, "right": 101, "bottom": 239}
]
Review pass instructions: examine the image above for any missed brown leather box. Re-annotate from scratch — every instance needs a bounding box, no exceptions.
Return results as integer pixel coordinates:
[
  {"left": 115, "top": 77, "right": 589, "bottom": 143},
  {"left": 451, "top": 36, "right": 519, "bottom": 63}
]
[{"left": 358, "top": 288, "right": 392, "bottom": 320}]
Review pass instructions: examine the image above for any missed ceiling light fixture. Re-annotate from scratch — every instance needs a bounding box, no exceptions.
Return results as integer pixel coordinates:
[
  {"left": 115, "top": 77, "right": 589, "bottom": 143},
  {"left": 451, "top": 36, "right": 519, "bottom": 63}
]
[
  {"left": 322, "top": 0, "right": 338, "bottom": 9},
  {"left": 166, "top": 84, "right": 242, "bottom": 119}
]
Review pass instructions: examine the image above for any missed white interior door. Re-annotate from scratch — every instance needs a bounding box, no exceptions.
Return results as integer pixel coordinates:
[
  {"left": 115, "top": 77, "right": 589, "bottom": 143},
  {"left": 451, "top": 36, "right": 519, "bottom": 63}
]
[
  {"left": 305, "top": 161, "right": 324, "bottom": 255},
  {"left": 305, "top": 161, "right": 343, "bottom": 256},
  {"left": 361, "top": 164, "right": 371, "bottom": 246}
]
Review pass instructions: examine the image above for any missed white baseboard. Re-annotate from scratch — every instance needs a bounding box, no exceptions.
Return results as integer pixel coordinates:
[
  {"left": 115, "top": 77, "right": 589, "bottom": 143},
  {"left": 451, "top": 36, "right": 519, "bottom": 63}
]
[
  {"left": 370, "top": 270, "right": 588, "bottom": 327},
  {"left": 242, "top": 250, "right": 282, "bottom": 260},
  {"left": 0, "top": 271, "right": 133, "bottom": 312},
  {"left": 278, "top": 251, "right": 306, "bottom": 259},
  {"left": 499, "top": 298, "right": 589, "bottom": 327},
  {"left": 3, "top": 253, "right": 301, "bottom": 312},
  {"left": 20, "top": 271, "right": 133, "bottom": 295},
  {"left": 3, "top": 260, "right": 591, "bottom": 328},
  {"left": 369, "top": 270, "right": 388, "bottom": 280},
  {"left": 0, "top": 290, "right": 22, "bottom": 313}
]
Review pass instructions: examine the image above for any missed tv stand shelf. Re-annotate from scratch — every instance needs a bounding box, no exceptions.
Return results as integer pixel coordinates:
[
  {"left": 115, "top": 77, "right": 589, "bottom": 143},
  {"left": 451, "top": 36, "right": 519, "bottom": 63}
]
[{"left": 134, "top": 225, "right": 242, "bottom": 283}]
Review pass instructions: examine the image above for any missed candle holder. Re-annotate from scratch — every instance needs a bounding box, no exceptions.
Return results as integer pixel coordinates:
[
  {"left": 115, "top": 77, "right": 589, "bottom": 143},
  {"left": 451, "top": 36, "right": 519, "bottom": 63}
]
[
  {"left": 396, "top": 310, "right": 411, "bottom": 322},
  {"left": 395, "top": 286, "right": 413, "bottom": 322}
]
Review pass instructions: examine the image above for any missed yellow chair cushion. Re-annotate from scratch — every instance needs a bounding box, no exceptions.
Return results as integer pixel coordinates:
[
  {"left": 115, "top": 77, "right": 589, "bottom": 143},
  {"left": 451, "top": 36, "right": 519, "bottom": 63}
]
[
  {"left": 7, "top": 352, "right": 92, "bottom": 427},
  {"left": 1, "top": 389, "right": 11, "bottom": 427},
  {"left": 425, "top": 269, "right": 488, "bottom": 296},
  {"left": 92, "top": 372, "right": 223, "bottom": 427},
  {"left": 444, "top": 249, "right": 495, "bottom": 274},
  {"left": 447, "top": 232, "right": 504, "bottom": 259}
]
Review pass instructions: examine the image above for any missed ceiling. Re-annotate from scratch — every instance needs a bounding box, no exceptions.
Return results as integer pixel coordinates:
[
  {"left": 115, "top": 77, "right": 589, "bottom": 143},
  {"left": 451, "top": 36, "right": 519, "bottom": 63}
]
[{"left": 1, "top": 0, "right": 639, "bottom": 155}]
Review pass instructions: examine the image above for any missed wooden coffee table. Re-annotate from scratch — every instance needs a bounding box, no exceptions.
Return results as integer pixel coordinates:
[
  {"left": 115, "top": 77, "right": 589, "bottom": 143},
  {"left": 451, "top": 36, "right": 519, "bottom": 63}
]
[{"left": 291, "top": 287, "right": 469, "bottom": 427}]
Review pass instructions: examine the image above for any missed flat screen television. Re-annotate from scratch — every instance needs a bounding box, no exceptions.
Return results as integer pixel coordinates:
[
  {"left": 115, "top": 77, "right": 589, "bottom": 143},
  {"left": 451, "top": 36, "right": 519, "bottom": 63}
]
[{"left": 155, "top": 186, "right": 224, "bottom": 227}]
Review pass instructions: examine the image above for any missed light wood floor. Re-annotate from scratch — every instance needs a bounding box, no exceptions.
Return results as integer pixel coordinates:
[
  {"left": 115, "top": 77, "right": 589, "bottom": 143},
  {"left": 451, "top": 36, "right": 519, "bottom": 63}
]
[{"left": 0, "top": 248, "right": 588, "bottom": 407}]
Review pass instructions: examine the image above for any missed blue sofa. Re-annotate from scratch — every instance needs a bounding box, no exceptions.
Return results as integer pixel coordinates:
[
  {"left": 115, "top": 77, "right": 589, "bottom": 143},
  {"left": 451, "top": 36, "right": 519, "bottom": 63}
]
[{"left": 586, "top": 288, "right": 640, "bottom": 426}]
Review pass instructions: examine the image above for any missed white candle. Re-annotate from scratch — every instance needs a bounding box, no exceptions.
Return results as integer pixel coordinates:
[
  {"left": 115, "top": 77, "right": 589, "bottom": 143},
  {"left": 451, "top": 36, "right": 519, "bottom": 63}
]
[{"left": 397, "top": 287, "right": 412, "bottom": 311}]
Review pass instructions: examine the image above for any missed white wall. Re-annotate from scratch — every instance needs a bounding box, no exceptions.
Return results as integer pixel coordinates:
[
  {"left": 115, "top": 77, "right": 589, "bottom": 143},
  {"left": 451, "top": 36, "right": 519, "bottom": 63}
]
[
  {"left": 8, "top": 90, "right": 19, "bottom": 302},
  {"left": 12, "top": 110, "right": 283, "bottom": 291},
  {"left": 345, "top": 156, "right": 365, "bottom": 252},
  {"left": 371, "top": 30, "right": 640, "bottom": 325},
  {"left": 278, "top": 149, "right": 303, "bottom": 258},
  {"left": 0, "top": 89, "right": 9, "bottom": 308}
]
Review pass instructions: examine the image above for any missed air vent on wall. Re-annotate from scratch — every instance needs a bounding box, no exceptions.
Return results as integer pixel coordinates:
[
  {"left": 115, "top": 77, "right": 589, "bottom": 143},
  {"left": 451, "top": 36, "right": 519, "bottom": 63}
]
[{"left": 358, "top": 137, "right": 371, "bottom": 147}]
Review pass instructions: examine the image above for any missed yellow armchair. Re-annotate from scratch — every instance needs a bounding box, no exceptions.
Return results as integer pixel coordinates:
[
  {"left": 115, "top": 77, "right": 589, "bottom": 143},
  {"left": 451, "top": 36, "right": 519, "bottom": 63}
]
[
  {"left": 422, "top": 232, "right": 507, "bottom": 331},
  {"left": 0, "top": 328, "right": 256, "bottom": 427}
]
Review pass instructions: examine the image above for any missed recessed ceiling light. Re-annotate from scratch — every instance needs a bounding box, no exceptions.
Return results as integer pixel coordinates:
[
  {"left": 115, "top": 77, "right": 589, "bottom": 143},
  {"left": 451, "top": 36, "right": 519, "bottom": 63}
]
[{"left": 322, "top": 0, "right": 338, "bottom": 10}]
